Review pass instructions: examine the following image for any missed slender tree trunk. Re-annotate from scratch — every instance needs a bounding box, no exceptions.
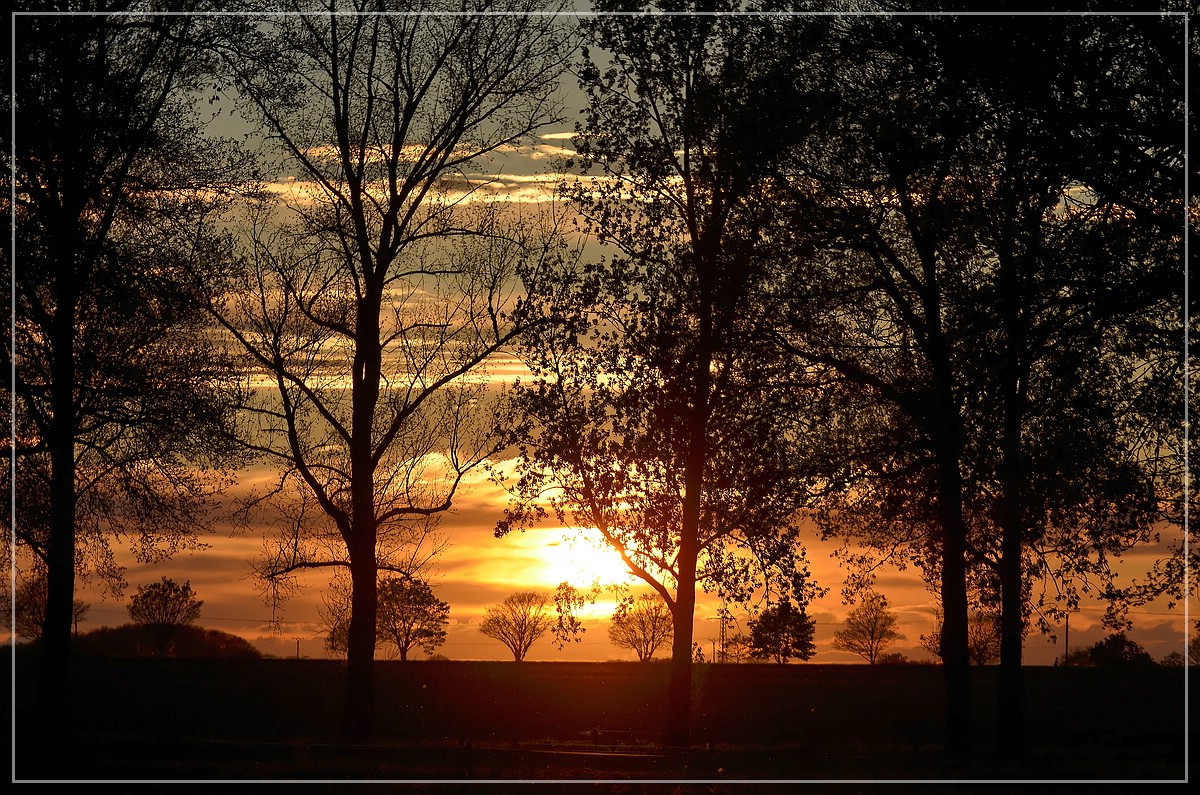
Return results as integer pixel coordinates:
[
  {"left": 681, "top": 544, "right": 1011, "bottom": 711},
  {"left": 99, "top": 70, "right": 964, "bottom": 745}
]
[
  {"left": 343, "top": 289, "right": 384, "bottom": 741},
  {"left": 928, "top": 332, "right": 972, "bottom": 756},
  {"left": 666, "top": 504, "right": 699, "bottom": 750},
  {"left": 917, "top": 231, "right": 974, "bottom": 757},
  {"left": 997, "top": 490, "right": 1025, "bottom": 756},
  {"left": 345, "top": 534, "right": 378, "bottom": 741},
  {"left": 665, "top": 287, "right": 713, "bottom": 751},
  {"left": 996, "top": 246, "right": 1027, "bottom": 757},
  {"left": 935, "top": 452, "right": 973, "bottom": 757},
  {"left": 38, "top": 270, "right": 79, "bottom": 732}
]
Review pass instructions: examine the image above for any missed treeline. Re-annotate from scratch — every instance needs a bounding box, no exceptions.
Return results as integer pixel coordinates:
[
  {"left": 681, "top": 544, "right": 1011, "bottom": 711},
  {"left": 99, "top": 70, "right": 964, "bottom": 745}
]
[{"left": 8, "top": 0, "right": 1189, "bottom": 759}]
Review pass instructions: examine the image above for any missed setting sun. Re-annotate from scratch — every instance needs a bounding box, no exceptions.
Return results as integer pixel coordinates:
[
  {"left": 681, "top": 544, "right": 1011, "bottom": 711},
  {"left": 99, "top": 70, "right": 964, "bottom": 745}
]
[{"left": 536, "top": 529, "right": 637, "bottom": 590}]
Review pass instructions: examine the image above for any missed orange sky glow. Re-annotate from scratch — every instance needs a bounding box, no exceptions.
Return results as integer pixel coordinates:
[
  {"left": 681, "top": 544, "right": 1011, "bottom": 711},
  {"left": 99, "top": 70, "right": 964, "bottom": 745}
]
[{"left": 68, "top": 453, "right": 1190, "bottom": 667}]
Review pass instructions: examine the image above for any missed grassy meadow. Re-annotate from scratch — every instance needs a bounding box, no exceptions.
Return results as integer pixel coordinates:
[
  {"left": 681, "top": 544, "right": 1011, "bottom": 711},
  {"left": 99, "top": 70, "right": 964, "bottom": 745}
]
[{"left": 10, "top": 651, "right": 1188, "bottom": 784}]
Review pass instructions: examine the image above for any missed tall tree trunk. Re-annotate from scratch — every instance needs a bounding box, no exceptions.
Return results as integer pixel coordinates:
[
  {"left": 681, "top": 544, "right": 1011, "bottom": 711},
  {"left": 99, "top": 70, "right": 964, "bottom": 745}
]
[
  {"left": 343, "top": 291, "right": 383, "bottom": 741},
  {"left": 38, "top": 270, "right": 79, "bottom": 732},
  {"left": 919, "top": 227, "right": 974, "bottom": 757},
  {"left": 344, "top": 532, "right": 378, "bottom": 741},
  {"left": 996, "top": 246, "right": 1027, "bottom": 757},
  {"left": 665, "top": 482, "right": 699, "bottom": 750},
  {"left": 928, "top": 322, "right": 972, "bottom": 756},
  {"left": 665, "top": 286, "right": 713, "bottom": 751},
  {"left": 935, "top": 448, "right": 973, "bottom": 757},
  {"left": 997, "top": 485, "right": 1025, "bottom": 756}
]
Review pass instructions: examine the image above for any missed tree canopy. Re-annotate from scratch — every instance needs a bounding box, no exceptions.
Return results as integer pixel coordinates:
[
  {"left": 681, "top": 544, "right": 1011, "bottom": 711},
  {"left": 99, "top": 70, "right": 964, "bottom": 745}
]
[
  {"left": 749, "top": 600, "right": 816, "bottom": 665},
  {"left": 206, "top": 0, "right": 575, "bottom": 739},
  {"left": 478, "top": 591, "right": 556, "bottom": 662},
  {"left": 831, "top": 594, "right": 903, "bottom": 665},
  {"left": 8, "top": 2, "right": 249, "bottom": 724},
  {"left": 127, "top": 577, "right": 204, "bottom": 657},
  {"left": 608, "top": 594, "right": 674, "bottom": 662}
]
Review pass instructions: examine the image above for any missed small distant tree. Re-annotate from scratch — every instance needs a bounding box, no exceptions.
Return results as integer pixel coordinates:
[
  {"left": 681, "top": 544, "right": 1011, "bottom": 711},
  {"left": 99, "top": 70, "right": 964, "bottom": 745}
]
[
  {"left": 479, "top": 591, "right": 555, "bottom": 662},
  {"left": 749, "top": 601, "right": 816, "bottom": 664},
  {"left": 831, "top": 593, "right": 903, "bottom": 664},
  {"left": 609, "top": 594, "right": 674, "bottom": 662},
  {"left": 920, "top": 610, "right": 1003, "bottom": 665},
  {"left": 1082, "top": 633, "right": 1155, "bottom": 667},
  {"left": 127, "top": 577, "right": 203, "bottom": 657},
  {"left": 1159, "top": 651, "right": 1184, "bottom": 667},
  {"left": 877, "top": 652, "right": 912, "bottom": 665},
  {"left": 1190, "top": 634, "right": 1200, "bottom": 666},
  {"left": 320, "top": 583, "right": 352, "bottom": 659},
  {"left": 376, "top": 577, "right": 450, "bottom": 662},
  {"left": 320, "top": 574, "right": 450, "bottom": 661},
  {"left": 721, "top": 633, "right": 753, "bottom": 664}
]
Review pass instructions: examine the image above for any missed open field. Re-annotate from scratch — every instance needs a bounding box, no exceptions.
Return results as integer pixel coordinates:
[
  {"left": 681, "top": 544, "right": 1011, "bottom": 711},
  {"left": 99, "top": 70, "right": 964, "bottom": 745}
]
[{"left": 10, "top": 652, "right": 1189, "bottom": 786}]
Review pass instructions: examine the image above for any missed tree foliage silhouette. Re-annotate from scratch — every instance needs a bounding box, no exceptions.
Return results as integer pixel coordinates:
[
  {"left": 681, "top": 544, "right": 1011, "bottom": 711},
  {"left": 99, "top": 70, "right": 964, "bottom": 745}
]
[
  {"left": 749, "top": 600, "right": 816, "bottom": 665},
  {"left": 376, "top": 577, "right": 450, "bottom": 662},
  {"left": 479, "top": 591, "right": 555, "bottom": 662},
  {"left": 209, "top": 0, "right": 573, "bottom": 739},
  {"left": 1075, "top": 633, "right": 1156, "bottom": 668},
  {"left": 831, "top": 594, "right": 903, "bottom": 665},
  {"left": 127, "top": 577, "right": 203, "bottom": 657},
  {"left": 608, "top": 594, "right": 674, "bottom": 662},
  {"left": 502, "top": 0, "right": 825, "bottom": 749},
  {"left": 770, "top": 10, "right": 1183, "bottom": 754},
  {"left": 8, "top": 2, "right": 248, "bottom": 724}
]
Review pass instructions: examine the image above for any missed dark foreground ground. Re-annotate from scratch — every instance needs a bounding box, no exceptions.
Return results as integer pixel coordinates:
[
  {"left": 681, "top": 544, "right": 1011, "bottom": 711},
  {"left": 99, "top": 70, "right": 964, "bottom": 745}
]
[{"left": 9, "top": 652, "right": 1190, "bottom": 788}]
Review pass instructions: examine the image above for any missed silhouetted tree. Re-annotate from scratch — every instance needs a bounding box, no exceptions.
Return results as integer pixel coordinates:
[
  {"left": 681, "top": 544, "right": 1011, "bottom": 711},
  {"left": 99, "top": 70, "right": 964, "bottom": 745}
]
[
  {"left": 127, "top": 577, "right": 203, "bottom": 657},
  {"left": 920, "top": 610, "right": 1002, "bottom": 666},
  {"left": 502, "top": 1, "right": 824, "bottom": 748},
  {"left": 376, "top": 577, "right": 450, "bottom": 662},
  {"left": 831, "top": 594, "right": 903, "bottom": 665},
  {"left": 721, "top": 632, "right": 753, "bottom": 664},
  {"left": 771, "top": 10, "right": 1183, "bottom": 755},
  {"left": 479, "top": 591, "right": 554, "bottom": 662},
  {"left": 319, "top": 573, "right": 449, "bottom": 661},
  {"left": 7, "top": 3, "right": 249, "bottom": 725},
  {"left": 930, "top": 11, "right": 1182, "bottom": 756},
  {"left": 749, "top": 600, "right": 815, "bottom": 664},
  {"left": 608, "top": 594, "right": 674, "bottom": 662},
  {"left": 1079, "top": 633, "right": 1156, "bottom": 668},
  {"left": 209, "top": 0, "right": 573, "bottom": 739},
  {"left": 876, "top": 652, "right": 912, "bottom": 665}
]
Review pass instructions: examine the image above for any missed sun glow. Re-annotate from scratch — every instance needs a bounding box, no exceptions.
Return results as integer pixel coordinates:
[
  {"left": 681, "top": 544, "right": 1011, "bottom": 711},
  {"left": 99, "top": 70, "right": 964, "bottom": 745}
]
[{"left": 537, "top": 529, "right": 636, "bottom": 591}]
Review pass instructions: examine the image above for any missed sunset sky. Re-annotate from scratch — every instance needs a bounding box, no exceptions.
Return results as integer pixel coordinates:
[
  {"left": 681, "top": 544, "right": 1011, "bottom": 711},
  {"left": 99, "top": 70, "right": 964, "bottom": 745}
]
[
  {"left": 36, "top": 14, "right": 1193, "bottom": 670},
  {"left": 73, "top": 443, "right": 1189, "bottom": 665}
]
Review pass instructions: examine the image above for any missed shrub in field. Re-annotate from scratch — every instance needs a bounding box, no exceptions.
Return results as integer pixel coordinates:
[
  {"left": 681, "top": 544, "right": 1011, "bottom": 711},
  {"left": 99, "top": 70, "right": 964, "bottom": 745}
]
[{"left": 75, "top": 624, "right": 261, "bottom": 659}]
